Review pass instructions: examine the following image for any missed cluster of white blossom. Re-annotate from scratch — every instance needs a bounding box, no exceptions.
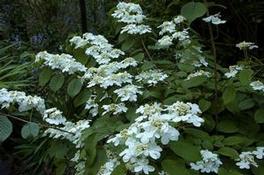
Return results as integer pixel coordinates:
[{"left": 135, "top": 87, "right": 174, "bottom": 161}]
[
  {"left": 112, "top": 2, "right": 151, "bottom": 35},
  {"left": 107, "top": 102, "right": 203, "bottom": 174},
  {"left": 71, "top": 150, "right": 86, "bottom": 175},
  {"left": 0, "top": 88, "right": 46, "bottom": 114},
  {"left": 250, "top": 81, "right": 264, "bottom": 92},
  {"left": 236, "top": 41, "right": 258, "bottom": 50},
  {"left": 224, "top": 65, "right": 243, "bottom": 78},
  {"left": 97, "top": 158, "right": 120, "bottom": 175},
  {"left": 43, "top": 107, "right": 66, "bottom": 125},
  {"left": 36, "top": 51, "right": 87, "bottom": 74},
  {"left": 84, "top": 95, "right": 99, "bottom": 117},
  {"left": 157, "top": 15, "right": 190, "bottom": 47},
  {"left": 202, "top": 13, "right": 226, "bottom": 25},
  {"left": 236, "top": 147, "right": 264, "bottom": 169},
  {"left": 114, "top": 84, "right": 143, "bottom": 102},
  {"left": 186, "top": 70, "right": 211, "bottom": 80},
  {"left": 190, "top": 150, "right": 222, "bottom": 173},
  {"left": 102, "top": 103, "right": 128, "bottom": 115},
  {"left": 135, "top": 69, "right": 168, "bottom": 86}
]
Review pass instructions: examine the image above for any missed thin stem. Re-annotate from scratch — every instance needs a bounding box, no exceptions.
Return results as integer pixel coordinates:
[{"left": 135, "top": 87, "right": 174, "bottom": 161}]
[
  {"left": 141, "top": 39, "right": 153, "bottom": 61},
  {"left": 203, "top": 0, "right": 218, "bottom": 120},
  {"left": 0, "top": 112, "right": 74, "bottom": 135}
]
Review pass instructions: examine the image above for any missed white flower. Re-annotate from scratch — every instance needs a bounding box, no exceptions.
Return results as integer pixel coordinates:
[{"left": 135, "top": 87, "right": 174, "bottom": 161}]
[
  {"left": 36, "top": 51, "right": 87, "bottom": 74},
  {"left": 43, "top": 108, "right": 66, "bottom": 125},
  {"left": 121, "top": 24, "right": 152, "bottom": 35},
  {"left": 135, "top": 69, "right": 168, "bottom": 86},
  {"left": 192, "top": 57, "right": 208, "bottom": 67},
  {"left": 186, "top": 70, "right": 211, "bottom": 80},
  {"left": 253, "top": 147, "right": 264, "bottom": 159},
  {"left": 172, "top": 29, "right": 190, "bottom": 41},
  {"left": 250, "top": 81, "right": 264, "bottom": 92},
  {"left": 202, "top": 13, "right": 226, "bottom": 25},
  {"left": 236, "top": 151, "right": 258, "bottom": 169},
  {"left": 132, "top": 159, "right": 155, "bottom": 174},
  {"left": 225, "top": 65, "right": 243, "bottom": 78},
  {"left": 112, "top": 2, "right": 146, "bottom": 24},
  {"left": 114, "top": 84, "right": 143, "bottom": 102},
  {"left": 158, "top": 21, "right": 176, "bottom": 35},
  {"left": 173, "top": 15, "right": 186, "bottom": 24},
  {"left": 97, "top": 158, "right": 120, "bottom": 175},
  {"left": 190, "top": 150, "right": 222, "bottom": 173},
  {"left": 85, "top": 95, "right": 99, "bottom": 117},
  {"left": 102, "top": 103, "right": 128, "bottom": 115},
  {"left": 236, "top": 41, "right": 258, "bottom": 50},
  {"left": 157, "top": 35, "right": 173, "bottom": 47}
]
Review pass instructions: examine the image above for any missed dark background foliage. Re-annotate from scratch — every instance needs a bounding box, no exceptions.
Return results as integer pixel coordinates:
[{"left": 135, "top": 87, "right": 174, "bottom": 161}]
[{"left": 0, "top": 0, "right": 264, "bottom": 174}]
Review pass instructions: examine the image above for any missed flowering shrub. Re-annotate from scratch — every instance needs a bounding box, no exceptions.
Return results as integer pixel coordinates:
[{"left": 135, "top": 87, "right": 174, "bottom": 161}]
[{"left": 1, "top": 1, "right": 264, "bottom": 175}]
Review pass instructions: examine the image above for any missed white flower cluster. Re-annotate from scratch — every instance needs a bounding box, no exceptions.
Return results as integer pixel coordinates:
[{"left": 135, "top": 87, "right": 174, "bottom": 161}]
[
  {"left": 0, "top": 88, "right": 46, "bottom": 114},
  {"left": 250, "top": 81, "right": 264, "bottom": 92},
  {"left": 71, "top": 150, "right": 86, "bottom": 175},
  {"left": 192, "top": 57, "right": 209, "bottom": 68},
  {"left": 0, "top": 88, "right": 90, "bottom": 149},
  {"left": 112, "top": 2, "right": 151, "bottom": 35},
  {"left": 97, "top": 158, "right": 120, "bottom": 175},
  {"left": 84, "top": 95, "right": 99, "bottom": 117},
  {"left": 36, "top": 51, "right": 87, "bottom": 74},
  {"left": 236, "top": 41, "right": 258, "bottom": 50},
  {"left": 107, "top": 102, "right": 203, "bottom": 174},
  {"left": 186, "top": 70, "right": 211, "bottom": 80},
  {"left": 224, "top": 65, "right": 243, "bottom": 78},
  {"left": 236, "top": 147, "right": 264, "bottom": 169},
  {"left": 157, "top": 16, "right": 190, "bottom": 47},
  {"left": 114, "top": 84, "right": 143, "bottom": 102},
  {"left": 190, "top": 150, "right": 222, "bottom": 173},
  {"left": 135, "top": 69, "right": 168, "bottom": 86},
  {"left": 102, "top": 103, "right": 128, "bottom": 115},
  {"left": 202, "top": 13, "right": 226, "bottom": 25},
  {"left": 70, "top": 33, "right": 125, "bottom": 65}
]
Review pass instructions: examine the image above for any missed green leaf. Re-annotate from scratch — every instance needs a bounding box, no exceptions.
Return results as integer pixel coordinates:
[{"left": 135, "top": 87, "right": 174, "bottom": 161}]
[
  {"left": 178, "top": 63, "right": 195, "bottom": 72},
  {"left": 182, "top": 76, "right": 207, "bottom": 88},
  {"left": 0, "top": 115, "right": 12, "bottom": 142},
  {"left": 73, "top": 89, "right": 91, "bottom": 107},
  {"left": 216, "top": 120, "right": 239, "bottom": 133},
  {"left": 222, "top": 136, "right": 251, "bottom": 146},
  {"left": 238, "top": 98, "right": 255, "bottom": 110},
  {"left": 239, "top": 69, "right": 253, "bottom": 85},
  {"left": 161, "top": 159, "right": 190, "bottom": 175},
  {"left": 199, "top": 99, "right": 211, "bottom": 112},
  {"left": 121, "top": 39, "right": 135, "bottom": 51},
  {"left": 111, "top": 163, "right": 127, "bottom": 175},
  {"left": 181, "top": 2, "right": 207, "bottom": 23},
  {"left": 67, "top": 78, "right": 83, "bottom": 97},
  {"left": 223, "top": 86, "right": 236, "bottom": 105},
  {"left": 255, "top": 109, "right": 264, "bottom": 123},
  {"left": 169, "top": 141, "right": 201, "bottom": 161},
  {"left": 49, "top": 74, "right": 65, "bottom": 92},
  {"left": 217, "top": 147, "right": 239, "bottom": 159},
  {"left": 132, "top": 52, "right": 145, "bottom": 62},
  {"left": 219, "top": 168, "right": 242, "bottom": 175},
  {"left": 39, "top": 68, "right": 53, "bottom": 86},
  {"left": 21, "top": 122, "right": 39, "bottom": 139}
]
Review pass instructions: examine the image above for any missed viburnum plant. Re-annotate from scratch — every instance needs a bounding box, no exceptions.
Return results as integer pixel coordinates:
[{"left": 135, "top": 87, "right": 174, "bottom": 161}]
[{"left": 1, "top": 1, "right": 264, "bottom": 175}]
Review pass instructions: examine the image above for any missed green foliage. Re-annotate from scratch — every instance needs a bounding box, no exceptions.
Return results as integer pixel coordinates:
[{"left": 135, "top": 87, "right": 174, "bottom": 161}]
[
  {"left": 21, "top": 122, "right": 40, "bottom": 139},
  {"left": 0, "top": 115, "right": 12, "bottom": 142},
  {"left": 181, "top": 2, "right": 207, "bottom": 24}
]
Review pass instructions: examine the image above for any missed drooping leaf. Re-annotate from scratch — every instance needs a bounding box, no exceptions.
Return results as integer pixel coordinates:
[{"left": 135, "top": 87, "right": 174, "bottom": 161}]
[
  {"left": 254, "top": 109, "right": 264, "bottom": 123},
  {"left": 39, "top": 68, "right": 53, "bottom": 86},
  {"left": 181, "top": 2, "right": 207, "bottom": 24},
  {"left": 67, "top": 78, "right": 83, "bottom": 97},
  {"left": 49, "top": 74, "right": 65, "bottom": 92},
  {"left": 0, "top": 115, "right": 12, "bottom": 142},
  {"left": 21, "top": 122, "right": 39, "bottom": 139}
]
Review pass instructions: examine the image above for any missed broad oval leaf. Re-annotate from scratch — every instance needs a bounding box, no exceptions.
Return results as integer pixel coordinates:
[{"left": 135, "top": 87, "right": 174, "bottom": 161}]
[
  {"left": 181, "top": 2, "right": 207, "bottom": 24},
  {"left": 217, "top": 147, "right": 239, "bottom": 159},
  {"left": 169, "top": 141, "right": 201, "bottom": 161},
  {"left": 255, "top": 109, "right": 264, "bottom": 123},
  {"left": 49, "top": 74, "right": 65, "bottom": 92},
  {"left": 39, "top": 68, "right": 53, "bottom": 86},
  {"left": 21, "top": 122, "right": 40, "bottom": 139},
  {"left": 67, "top": 78, "right": 83, "bottom": 97},
  {"left": 0, "top": 115, "right": 12, "bottom": 142}
]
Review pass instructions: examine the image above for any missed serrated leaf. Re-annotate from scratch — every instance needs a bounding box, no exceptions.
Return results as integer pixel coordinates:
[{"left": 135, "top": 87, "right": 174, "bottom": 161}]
[
  {"left": 239, "top": 69, "right": 253, "bottom": 85},
  {"left": 238, "top": 98, "right": 255, "bottom": 110},
  {"left": 39, "top": 68, "right": 53, "bottom": 86},
  {"left": 0, "top": 115, "right": 12, "bottom": 142},
  {"left": 161, "top": 159, "right": 190, "bottom": 175},
  {"left": 255, "top": 109, "right": 264, "bottom": 123},
  {"left": 217, "top": 147, "right": 239, "bottom": 159},
  {"left": 223, "top": 86, "right": 236, "bottom": 105},
  {"left": 216, "top": 120, "right": 239, "bottom": 133},
  {"left": 49, "top": 74, "right": 65, "bottom": 92},
  {"left": 169, "top": 141, "right": 201, "bottom": 161},
  {"left": 67, "top": 78, "right": 83, "bottom": 97},
  {"left": 181, "top": 2, "right": 207, "bottom": 24},
  {"left": 21, "top": 122, "right": 39, "bottom": 139}
]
